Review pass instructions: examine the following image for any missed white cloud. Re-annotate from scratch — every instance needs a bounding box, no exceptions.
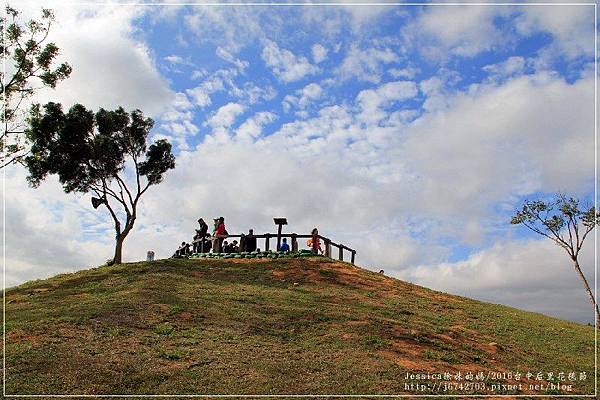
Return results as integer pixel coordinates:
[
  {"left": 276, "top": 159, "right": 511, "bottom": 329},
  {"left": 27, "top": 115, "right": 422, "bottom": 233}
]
[
  {"left": 186, "top": 86, "right": 213, "bottom": 108},
  {"left": 261, "top": 40, "right": 319, "bottom": 83},
  {"left": 311, "top": 43, "right": 328, "bottom": 64},
  {"left": 356, "top": 80, "right": 418, "bottom": 125},
  {"left": 283, "top": 83, "right": 324, "bottom": 112},
  {"left": 158, "top": 92, "right": 199, "bottom": 150},
  {"left": 28, "top": 3, "right": 174, "bottom": 117},
  {"left": 191, "top": 69, "right": 208, "bottom": 80},
  {"left": 216, "top": 46, "right": 249, "bottom": 72},
  {"left": 388, "top": 66, "right": 419, "bottom": 80},
  {"left": 3, "top": 167, "right": 115, "bottom": 287},
  {"left": 405, "top": 5, "right": 507, "bottom": 59},
  {"left": 300, "top": 5, "right": 389, "bottom": 39},
  {"left": 235, "top": 112, "right": 278, "bottom": 141},
  {"left": 404, "top": 5, "right": 594, "bottom": 62},
  {"left": 164, "top": 55, "right": 185, "bottom": 65},
  {"left": 186, "top": 68, "right": 275, "bottom": 108},
  {"left": 336, "top": 45, "right": 399, "bottom": 83},
  {"left": 184, "top": 7, "right": 275, "bottom": 54},
  {"left": 163, "top": 54, "right": 194, "bottom": 69},
  {"left": 405, "top": 238, "right": 595, "bottom": 323},
  {"left": 237, "top": 83, "right": 277, "bottom": 105},
  {"left": 515, "top": 5, "right": 594, "bottom": 58},
  {"left": 401, "top": 72, "right": 594, "bottom": 230},
  {"left": 207, "top": 102, "right": 246, "bottom": 130},
  {"left": 483, "top": 56, "right": 526, "bottom": 80}
]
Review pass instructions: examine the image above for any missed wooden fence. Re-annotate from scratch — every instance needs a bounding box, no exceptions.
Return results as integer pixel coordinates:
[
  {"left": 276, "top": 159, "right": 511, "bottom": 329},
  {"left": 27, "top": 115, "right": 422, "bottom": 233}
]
[{"left": 194, "top": 232, "right": 357, "bottom": 264}]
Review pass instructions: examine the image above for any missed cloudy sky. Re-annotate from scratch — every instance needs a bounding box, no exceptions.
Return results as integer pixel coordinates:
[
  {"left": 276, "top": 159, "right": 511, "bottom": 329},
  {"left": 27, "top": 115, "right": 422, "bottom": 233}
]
[{"left": 5, "top": 1, "right": 596, "bottom": 323}]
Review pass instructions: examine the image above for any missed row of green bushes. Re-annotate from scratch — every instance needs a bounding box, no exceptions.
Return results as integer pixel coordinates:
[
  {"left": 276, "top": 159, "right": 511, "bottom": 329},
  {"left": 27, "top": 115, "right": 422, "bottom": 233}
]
[{"left": 188, "top": 249, "right": 322, "bottom": 259}]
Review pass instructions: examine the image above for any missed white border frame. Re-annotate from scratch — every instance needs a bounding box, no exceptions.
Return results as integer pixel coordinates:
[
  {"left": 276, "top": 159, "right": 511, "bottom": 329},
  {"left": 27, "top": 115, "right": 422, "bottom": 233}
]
[{"left": 2, "top": 1, "right": 597, "bottom": 398}]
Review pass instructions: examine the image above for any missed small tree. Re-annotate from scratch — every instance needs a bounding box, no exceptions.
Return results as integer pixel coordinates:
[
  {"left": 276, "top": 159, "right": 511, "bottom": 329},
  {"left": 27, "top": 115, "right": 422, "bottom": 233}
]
[
  {"left": 511, "top": 194, "right": 600, "bottom": 324},
  {"left": 1, "top": 5, "right": 72, "bottom": 167},
  {"left": 25, "top": 102, "right": 175, "bottom": 265}
]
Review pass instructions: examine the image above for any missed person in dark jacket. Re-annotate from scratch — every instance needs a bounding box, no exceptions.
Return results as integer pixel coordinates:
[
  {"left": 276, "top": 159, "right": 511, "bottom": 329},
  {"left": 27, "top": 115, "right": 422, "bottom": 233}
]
[
  {"left": 223, "top": 240, "right": 232, "bottom": 253},
  {"left": 245, "top": 229, "right": 257, "bottom": 252},
  {"left": 193, "top": 218, "right": 209, "bottom": 253},
  {"left": 197, "top": 218, "right": 208, "bottom": 237}
]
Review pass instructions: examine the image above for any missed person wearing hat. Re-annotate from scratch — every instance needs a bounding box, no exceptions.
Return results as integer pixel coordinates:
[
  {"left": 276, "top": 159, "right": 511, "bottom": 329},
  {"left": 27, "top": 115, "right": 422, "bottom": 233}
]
[{"left": 212, "top": 217, "right": 228, "bottom": 253}]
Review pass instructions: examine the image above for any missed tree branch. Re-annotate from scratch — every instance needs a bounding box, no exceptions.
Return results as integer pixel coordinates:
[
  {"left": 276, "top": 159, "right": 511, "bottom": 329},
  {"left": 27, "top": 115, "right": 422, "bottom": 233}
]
[
  {"left": 521, "top": 220, "right": 573, "bottom": 257},
  {"left": 115, "top": 174, "right": 134, "bottom": 210}
]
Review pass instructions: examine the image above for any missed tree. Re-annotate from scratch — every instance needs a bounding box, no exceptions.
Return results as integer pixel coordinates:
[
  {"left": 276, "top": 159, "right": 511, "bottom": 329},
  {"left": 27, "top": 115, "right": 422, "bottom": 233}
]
[
  {"left": 1, "top": 5, "right": 72, "bottom": 168},
  {"left": 25, "top": 102, "right": 175, "bottom": 265},
  {"left": 511, "top": 194, "right": 600, "bottom": 324}
]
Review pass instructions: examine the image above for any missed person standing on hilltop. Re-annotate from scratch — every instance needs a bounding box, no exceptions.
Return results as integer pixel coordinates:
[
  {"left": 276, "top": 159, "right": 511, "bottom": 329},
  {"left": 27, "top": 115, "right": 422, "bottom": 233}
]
[
  {"left": 213, "top": 217, "right": 228, "bottom": 253},
  {"left": 307, "top": 228, "right": 323, "bottom": 254},
  {"left": 193, "top": 218, "right": 209, "bottom": 253},
  {"left": 245, "top": 228, "right": 257, "bottom": 252},
  {"left": 197, "top": 218, "right": 208, "bottom": 238}
]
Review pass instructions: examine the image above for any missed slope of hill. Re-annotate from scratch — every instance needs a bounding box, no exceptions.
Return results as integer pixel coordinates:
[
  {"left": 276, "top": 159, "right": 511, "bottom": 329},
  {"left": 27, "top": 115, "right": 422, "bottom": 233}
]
[{"left": 3, "top": 257, "right": 595, "bottom": 396}]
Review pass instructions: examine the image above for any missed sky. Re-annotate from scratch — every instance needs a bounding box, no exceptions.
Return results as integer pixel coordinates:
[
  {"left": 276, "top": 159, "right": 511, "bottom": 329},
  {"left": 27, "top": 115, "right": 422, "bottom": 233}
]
[{"left": 4, "top": 1, "right": 597, "bottom": 323}]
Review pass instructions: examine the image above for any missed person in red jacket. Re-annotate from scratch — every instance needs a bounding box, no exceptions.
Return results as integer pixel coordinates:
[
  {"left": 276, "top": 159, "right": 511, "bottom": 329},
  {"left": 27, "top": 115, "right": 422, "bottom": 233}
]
[
  {"left": 307, "top": 227, "right": 322, "bottom": 254},
  {"left": 213, "top": 216, "right": 228, "bottom": 253}
]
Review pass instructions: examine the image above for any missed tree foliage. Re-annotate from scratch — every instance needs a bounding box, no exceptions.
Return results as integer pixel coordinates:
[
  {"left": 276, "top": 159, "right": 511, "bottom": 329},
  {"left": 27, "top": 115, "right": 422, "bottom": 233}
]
[
  {"left": 1, "top": 5, "right": 72, "bottom": 167},
  {"left": 511, "top": 195, "right": 599, "bottom": 260},
  {"left": 511, "top": 194, "right": 600, "bottom": 323},
  {"left": 25, "top": 102, "right": 175, "bottom": 264}
]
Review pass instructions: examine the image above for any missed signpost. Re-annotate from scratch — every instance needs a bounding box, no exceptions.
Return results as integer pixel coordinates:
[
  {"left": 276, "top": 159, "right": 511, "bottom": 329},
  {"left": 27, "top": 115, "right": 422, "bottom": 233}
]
[{"left": 273, "top": 218, "right": 288, "bottom": 251}]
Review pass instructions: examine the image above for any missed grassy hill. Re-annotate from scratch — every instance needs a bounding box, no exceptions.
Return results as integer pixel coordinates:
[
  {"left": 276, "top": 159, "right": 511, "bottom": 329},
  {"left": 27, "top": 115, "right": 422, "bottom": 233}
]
[{"left": 3, "top": 257, "right": 595, "bottom": 396}]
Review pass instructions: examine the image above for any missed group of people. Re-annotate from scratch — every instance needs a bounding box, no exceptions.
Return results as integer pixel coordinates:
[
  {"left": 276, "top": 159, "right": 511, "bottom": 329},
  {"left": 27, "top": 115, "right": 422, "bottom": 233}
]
[
  {"left": 173, "top": 217, "right": 321, "bottom": 258},
  {"left": 173, "top": 217, "right": 260, "bottom": 257}
]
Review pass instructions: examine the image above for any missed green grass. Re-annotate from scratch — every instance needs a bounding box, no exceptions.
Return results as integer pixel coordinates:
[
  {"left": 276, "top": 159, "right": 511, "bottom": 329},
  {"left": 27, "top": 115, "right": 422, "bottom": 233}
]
[{"left": 1, "top": 257, "right": 595, "bottom": 396}]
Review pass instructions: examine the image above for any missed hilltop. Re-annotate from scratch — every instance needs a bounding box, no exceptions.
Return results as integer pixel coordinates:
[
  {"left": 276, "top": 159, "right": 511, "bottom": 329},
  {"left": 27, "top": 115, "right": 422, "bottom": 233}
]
[{"left": 3, "top": 257, "right": 594, "bottom": 396}]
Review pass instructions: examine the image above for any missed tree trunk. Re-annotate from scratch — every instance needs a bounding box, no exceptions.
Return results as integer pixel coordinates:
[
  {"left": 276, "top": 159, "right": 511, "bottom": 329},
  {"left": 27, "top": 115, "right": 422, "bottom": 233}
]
[
  {"left": 112, "top": 217, "right": 136, "bottom": 265},
  {"left": 113, "top": 234, "right": 126, "bottom": 265},
  {"left": 572, "top": 258, "right": 600, "bottom": 326}
]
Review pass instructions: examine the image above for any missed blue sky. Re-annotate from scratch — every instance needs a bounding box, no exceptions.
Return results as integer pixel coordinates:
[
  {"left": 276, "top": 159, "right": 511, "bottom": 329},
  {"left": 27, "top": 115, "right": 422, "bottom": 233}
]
[{"left": 7, "top": 1, "right": 597, "bottom": 323}]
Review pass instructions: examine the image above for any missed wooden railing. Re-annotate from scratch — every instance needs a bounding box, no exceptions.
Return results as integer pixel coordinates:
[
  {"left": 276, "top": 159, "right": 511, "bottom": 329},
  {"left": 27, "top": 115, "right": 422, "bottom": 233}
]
[{"left": 193, "top": 232, "right": 357, "bottom": 264}]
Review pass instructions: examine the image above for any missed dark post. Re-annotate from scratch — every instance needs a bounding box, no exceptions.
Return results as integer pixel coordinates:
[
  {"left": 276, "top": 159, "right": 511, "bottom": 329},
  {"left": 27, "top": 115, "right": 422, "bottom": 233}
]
[
  {"left": 273, "top": 218, "right": 288, "bottom": 251},
  {"left": 324, "top": 238, "right": 331, "bottom": 258},
  {"left": 351, "top": 250, "right": 356, "bottom": 265},
  {"left": 265, "top": 233, "right": 270, "bottom": 252},
  {"left": 338, "top": 246, "right": 343, "bottom": 261},
  {"left": 291, "top": 234, "right": 298, "bottom": 252}
]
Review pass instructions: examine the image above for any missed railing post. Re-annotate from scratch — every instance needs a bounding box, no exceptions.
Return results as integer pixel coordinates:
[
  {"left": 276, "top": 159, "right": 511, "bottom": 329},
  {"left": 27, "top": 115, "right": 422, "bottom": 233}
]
[
  {"left": 324, "top": 238, "right": 331, "bottom": 258},
  {"left": 351, "top": 250, "right": 356, "bottom": 265},
  {"left": 291, "top": 234, "right": 298, "bottom": 252},
  {"left": 265, "top": 234, "right": 270, "bottom": 252},
  {"left": 276, "top": 224, "right": 283, "bottom": 251},
  {"left": 338, "top": 246, "right": 343, "bottom": 261}
]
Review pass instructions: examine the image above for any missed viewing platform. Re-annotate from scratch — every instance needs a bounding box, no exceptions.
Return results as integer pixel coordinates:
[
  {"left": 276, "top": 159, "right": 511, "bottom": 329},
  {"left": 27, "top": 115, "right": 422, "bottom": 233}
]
[{"left": 191, "top": 218, "right": 357, "bottom": 264}]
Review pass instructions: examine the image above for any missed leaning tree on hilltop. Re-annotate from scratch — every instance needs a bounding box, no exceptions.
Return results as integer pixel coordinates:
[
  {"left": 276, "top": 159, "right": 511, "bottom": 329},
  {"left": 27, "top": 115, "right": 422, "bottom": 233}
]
[
  {"left": 25, "top": 102, "right": 175, "bottom": 265},
  {"left": 511, "top": 194, "right": 600, "bottom": 324}
]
